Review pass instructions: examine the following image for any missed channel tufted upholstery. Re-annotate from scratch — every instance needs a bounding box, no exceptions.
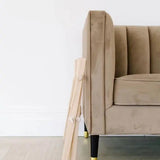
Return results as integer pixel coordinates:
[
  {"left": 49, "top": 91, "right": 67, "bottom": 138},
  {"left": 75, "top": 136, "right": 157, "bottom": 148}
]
[
  {"left": 115, "top": 26, "right": 160, "bottom": 76},
  {"left": 83, "top": 11, "right": 160, "bottom": 135}
]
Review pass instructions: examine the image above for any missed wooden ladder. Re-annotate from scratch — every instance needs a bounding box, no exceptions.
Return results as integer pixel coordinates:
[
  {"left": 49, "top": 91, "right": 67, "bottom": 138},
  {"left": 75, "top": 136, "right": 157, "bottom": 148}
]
[{"left": 61, "top": 58, "right": 86, "bottom": 160}]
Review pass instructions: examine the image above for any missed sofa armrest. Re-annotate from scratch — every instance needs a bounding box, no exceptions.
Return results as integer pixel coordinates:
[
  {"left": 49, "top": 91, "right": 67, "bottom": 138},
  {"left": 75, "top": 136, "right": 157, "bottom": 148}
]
[{"left": 83, "top": 11, "right": 115, "bottom": 134}]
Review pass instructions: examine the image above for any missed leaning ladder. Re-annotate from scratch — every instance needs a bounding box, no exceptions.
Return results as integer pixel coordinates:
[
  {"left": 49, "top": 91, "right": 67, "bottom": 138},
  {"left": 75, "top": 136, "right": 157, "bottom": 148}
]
[{"left": 61, "top": 58, "right": 86, "bottom": 160}]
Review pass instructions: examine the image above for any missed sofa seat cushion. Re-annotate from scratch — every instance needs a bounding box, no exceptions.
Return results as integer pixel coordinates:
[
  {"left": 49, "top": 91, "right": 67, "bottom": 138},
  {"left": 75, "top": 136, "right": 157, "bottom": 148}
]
[{"left": 114, "top": 74, "right": 160, "bottom": 105}]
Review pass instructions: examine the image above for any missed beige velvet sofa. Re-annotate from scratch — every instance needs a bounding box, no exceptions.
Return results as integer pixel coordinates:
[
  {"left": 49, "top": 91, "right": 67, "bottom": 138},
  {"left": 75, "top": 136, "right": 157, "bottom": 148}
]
[{"left": 83, "top": 10, "right": 160, "bottom": 160}]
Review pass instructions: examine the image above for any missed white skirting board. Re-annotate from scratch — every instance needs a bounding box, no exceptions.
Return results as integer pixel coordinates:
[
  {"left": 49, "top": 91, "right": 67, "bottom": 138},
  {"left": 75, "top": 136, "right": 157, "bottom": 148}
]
[{"left": 0, "top": 108, "right": 84, "bottom": 136}]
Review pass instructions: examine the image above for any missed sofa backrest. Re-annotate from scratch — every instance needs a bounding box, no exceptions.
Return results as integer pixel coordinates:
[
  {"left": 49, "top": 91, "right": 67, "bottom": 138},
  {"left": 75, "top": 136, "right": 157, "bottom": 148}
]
[{"left": 115, "top": 26, "right": 160, "bottom": 77}]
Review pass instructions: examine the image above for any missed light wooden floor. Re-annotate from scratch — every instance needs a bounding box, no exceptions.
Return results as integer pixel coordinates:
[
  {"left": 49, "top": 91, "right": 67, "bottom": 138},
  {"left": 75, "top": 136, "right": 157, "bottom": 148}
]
[{"left": 0, "top": 136, "right": 160, "bottom": 160}]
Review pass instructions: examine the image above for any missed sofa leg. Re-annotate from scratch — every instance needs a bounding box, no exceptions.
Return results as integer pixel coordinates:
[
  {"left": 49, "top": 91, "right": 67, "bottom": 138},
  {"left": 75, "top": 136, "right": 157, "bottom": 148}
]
[
  {"left": 84, "top": 123, "right": 89, "bottom": 138},
  {"left": 90, "top": 135, "right": 99, "bottom": 160}
]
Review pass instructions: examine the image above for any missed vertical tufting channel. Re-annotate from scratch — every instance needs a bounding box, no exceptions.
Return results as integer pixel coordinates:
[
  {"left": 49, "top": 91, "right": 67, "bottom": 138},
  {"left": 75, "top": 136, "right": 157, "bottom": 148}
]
[
  {"left": 148, "top": 26, "right": 160, "bottom": 73},
  {"left": 127, "top": 26, "right": 150, "bottom": 74},
  {"left": 114, "top": 26, "right": 128, "bottom": 77}
]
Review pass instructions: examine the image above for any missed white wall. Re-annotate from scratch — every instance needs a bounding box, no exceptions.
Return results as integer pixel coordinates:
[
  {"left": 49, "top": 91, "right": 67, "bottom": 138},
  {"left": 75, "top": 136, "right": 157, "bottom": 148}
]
[{"left": 0, "top": 0, "right": 160, "bottom": 136}]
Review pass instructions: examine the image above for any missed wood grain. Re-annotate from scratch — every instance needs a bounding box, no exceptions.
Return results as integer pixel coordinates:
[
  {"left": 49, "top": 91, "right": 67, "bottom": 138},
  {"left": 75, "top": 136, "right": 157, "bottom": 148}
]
[
  {"left": 62, "top": 58, "right": 86, "bottom": 160},
  {"left": 0, "top": 136, "right": 159, "bottom": 160}
]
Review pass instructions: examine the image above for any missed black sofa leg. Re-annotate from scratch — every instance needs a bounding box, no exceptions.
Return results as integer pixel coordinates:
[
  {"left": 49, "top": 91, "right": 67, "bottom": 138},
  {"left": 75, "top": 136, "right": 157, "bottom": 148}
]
[
  {"left": 91, "top": 135, "right": 99, "bottom": 160},
  {"left": 84, "top": 123, "right": 89, "bottom": 138}
]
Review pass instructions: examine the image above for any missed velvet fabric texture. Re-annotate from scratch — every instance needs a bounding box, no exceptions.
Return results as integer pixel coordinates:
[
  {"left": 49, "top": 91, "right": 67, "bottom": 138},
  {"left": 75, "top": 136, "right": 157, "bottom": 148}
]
[
  {"left": 115, "top": 26, "right": 160, "bottom": 76},
  {"left": 83, "top": 11, "right": 115, "bottom": 134},
  {"left": 106, "top": 106, "right": 160, "bottom": 134},
  {"left": 83, "top": 11, "right": 160, "bottom": 135},
  {"left": 114, "top": 74, "right": 160, "bottom": 105}
]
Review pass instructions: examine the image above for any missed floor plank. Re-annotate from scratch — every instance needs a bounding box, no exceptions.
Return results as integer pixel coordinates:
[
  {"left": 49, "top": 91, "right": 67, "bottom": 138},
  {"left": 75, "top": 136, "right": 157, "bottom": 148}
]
[{"left": 0, "top": 136, "right": 160, "bottom": 160}]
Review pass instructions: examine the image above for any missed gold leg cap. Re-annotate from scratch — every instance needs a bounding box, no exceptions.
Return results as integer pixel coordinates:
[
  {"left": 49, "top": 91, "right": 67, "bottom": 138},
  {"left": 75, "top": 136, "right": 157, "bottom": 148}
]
[
  {"left": 84, "top": 131, "right": 88, "bottom": 138},
  {"left": 91, "top": 158, "right": 97, "bottom": 160}
]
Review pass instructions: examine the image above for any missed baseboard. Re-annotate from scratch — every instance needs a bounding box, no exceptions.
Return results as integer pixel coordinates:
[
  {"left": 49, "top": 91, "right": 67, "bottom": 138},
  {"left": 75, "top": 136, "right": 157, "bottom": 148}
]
[{"left": 0, "top": 107, "right": 84, "bottom": 136}]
